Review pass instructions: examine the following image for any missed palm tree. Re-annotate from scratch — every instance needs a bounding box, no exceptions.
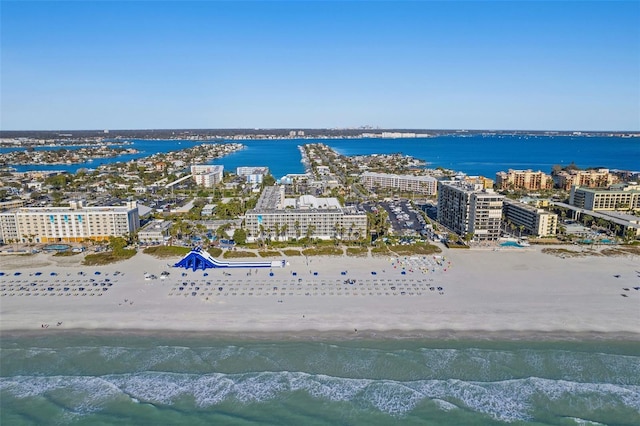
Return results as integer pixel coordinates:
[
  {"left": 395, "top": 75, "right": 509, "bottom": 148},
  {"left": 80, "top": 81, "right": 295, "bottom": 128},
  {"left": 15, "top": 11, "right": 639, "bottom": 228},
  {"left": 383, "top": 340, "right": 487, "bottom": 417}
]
[
  {"left": 353, "top": 229, "right": 360, "bottom": 243},
  {"left": 294, "top": 220, "right": 301, "bottom": 240},
  {"left": 624, "top": 228, "right": 636, "bottom": 242},
  {"left": 305, "top": 224, "right": 316, "bottom": 242},
  {"left": 259, "top": 224, "right": 265, "bottom": 248},
  {"left": 557, "top": 224, "right": 566, "bottom": 235},
  {"left": 614, "top": 225, "right": 622, "bottom": 236}
]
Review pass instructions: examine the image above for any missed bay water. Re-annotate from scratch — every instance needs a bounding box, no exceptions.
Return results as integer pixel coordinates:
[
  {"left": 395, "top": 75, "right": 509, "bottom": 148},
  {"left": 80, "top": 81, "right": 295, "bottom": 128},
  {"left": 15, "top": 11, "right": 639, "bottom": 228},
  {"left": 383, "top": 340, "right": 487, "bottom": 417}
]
[
  {"left": 5, "top": 135, "right": 640, "bottom": 179},
  {"left": 1, "top": 333, "right": 639, "bottom": 425}
]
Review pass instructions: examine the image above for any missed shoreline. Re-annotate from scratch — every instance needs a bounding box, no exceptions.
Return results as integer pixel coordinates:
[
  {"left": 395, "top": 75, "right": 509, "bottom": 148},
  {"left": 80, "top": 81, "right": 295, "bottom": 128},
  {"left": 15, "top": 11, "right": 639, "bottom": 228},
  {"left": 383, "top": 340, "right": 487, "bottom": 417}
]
[{"left": 3, "top": 328, "right": 640, "bottom": 343}]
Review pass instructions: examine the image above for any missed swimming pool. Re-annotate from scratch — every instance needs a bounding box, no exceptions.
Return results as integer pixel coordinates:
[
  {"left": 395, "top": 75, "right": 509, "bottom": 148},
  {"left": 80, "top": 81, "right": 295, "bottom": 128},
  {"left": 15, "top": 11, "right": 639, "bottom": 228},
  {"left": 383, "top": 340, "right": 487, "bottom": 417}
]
[
  {"left": 500, "top": 241, "right": 525, "bottom": 248},
  {"left": 43, "top": 244, "right": 71, "bottom": 252}
]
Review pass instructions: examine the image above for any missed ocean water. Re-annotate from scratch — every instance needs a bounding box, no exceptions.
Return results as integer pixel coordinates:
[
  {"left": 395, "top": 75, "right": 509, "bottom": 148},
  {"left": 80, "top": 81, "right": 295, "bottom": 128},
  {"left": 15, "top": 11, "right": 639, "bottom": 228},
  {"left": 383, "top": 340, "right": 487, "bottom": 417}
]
[
  {"left": 6, "top": 135, "right": 640, "bottom": 179},
  {"left": 1, "top": 333, "right": 639, "bottom": 425}
]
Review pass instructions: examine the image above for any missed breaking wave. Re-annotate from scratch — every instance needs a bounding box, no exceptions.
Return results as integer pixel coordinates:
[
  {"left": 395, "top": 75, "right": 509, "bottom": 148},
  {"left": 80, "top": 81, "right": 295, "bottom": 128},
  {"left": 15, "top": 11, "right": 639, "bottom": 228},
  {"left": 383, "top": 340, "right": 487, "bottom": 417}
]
[{"left": 2, "top": 371, "right": 639, "bottom": 422}]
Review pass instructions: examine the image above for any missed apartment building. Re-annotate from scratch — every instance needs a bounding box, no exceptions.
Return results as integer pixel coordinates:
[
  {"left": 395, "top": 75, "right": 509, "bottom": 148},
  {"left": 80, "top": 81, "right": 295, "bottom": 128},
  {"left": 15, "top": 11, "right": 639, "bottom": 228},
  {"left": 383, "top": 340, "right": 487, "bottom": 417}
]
[
  {"left": 137, "top": 220, "right": 172, "bottom": 245},
  {"left": 236, "top": 166, "right": 269, "bottom": 184},
  {"left": 0, "top": 200, "right": 139, "bottom": 244},
  {"left": 553, "top": 169, "right": 617, "bottom": 191},
  {"left": 502, "top": 199, "right": 558, "bottom": 237},
  {"left": 244, "top": 186, "right": 367, "bottom": 242},
  {"left": 191, "top": 165, "right": 224, "bottom": 188},
  {"left": 495, "top": 169, "right": 553, "bottom": 191},
  {"left": 360, "top": 172, "right": 437, "bottom": 195},
  {"left": 569, "top": 183, "right": 640, "bottom": 211},
  {"left": 437, "top": 180, "right": 504, "bottom": 242}
]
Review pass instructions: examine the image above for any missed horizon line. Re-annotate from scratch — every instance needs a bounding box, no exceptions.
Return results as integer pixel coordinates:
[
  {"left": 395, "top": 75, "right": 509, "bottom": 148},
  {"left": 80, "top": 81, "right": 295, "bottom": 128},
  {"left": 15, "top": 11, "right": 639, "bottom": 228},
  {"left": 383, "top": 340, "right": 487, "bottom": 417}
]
[{"left": 2, "top": 127, "right": 639, "bottom": 134}]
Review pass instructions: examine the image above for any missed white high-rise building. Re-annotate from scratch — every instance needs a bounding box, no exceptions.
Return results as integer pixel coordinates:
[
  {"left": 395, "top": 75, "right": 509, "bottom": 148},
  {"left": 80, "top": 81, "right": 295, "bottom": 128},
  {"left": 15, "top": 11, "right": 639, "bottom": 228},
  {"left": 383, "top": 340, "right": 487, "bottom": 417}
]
[
  {"left": 0, "top": 200, "right": 139, "bottom": 244},
  {"left": 244, "top": 186, "right": 367, "bottom": 242},
  {"left": 191, "top": 165, "right": 224, "bottom": 187},
  {"left": 360, "top": 172, "right": 437, "bottom": 195},
  {"left": 236, "top": 166, "right": 269, "bottom": 184},
  {"left": 437, "top": 180, "right": 504, "bottom": 242}
]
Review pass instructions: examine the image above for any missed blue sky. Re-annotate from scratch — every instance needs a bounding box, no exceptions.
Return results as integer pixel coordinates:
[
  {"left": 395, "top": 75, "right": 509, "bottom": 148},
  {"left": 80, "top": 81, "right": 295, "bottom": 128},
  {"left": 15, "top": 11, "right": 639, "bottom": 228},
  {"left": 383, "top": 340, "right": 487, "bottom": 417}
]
[{"left": 1, "top": 1, "right": 639, "bottom": 131}]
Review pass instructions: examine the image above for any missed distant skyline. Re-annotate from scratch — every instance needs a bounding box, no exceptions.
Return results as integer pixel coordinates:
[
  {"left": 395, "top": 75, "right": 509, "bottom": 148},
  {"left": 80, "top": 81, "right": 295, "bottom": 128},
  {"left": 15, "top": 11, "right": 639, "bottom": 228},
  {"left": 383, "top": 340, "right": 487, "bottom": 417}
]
[{"left": 1, "top": 1, "right": 639, "bottom": 131}]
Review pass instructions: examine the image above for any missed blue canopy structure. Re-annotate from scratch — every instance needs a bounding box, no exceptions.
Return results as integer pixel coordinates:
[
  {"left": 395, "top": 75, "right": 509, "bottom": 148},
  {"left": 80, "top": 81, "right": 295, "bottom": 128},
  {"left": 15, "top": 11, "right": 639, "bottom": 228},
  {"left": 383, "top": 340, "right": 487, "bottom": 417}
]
[{"left": 174, "top": 247, "right": 285, "bottom": 271}]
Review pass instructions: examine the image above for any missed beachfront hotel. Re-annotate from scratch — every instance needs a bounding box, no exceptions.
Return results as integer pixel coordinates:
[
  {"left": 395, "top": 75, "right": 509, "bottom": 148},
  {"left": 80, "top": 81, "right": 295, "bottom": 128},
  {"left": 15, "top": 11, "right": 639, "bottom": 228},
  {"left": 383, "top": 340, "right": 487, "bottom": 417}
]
[
  {"left": 0, "top": 200, "right": 139, "bottom": 244},
  {"left": 244, "top": 186, "right": 367, "bottom": 242},
  {"left": 569, "top": 183, "right": 640, "bottom": 211},
  {"left": 191, "top": 165, "right": 224, "bottom": 188},
  {"left": 502, "top": 199, "right": 558, "bottom": 237},
  {"left": 553, "top": 168, "right": 617, "bottom": 191},
  {"left": 495, "top": 169, "right": 553, "bottom": 191},
  {"left": 437, "top": 180, "right": 504, "bottom": 242},
  {"left": 360, "top": 172, "right": 438, "bottom": 195}
]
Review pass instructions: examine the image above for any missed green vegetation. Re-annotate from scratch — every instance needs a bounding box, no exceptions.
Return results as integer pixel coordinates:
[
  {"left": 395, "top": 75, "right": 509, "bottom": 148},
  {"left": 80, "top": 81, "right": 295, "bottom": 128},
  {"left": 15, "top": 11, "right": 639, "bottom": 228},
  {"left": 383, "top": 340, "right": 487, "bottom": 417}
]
[
  {"left": 601, "top": 245, "right": 640, "bottom": 256},
  {"left": 83, "top": 250, "right": 136, "bottom": 265},
  {"left": 53, "top": 251, "right": 80, "bottom": 257},
  {"left": 208, "top": 247, "right": 223, "bottom": 257},
  {"left": 82, "top": 236, "right": 137, "bottom": 265},
  {"left": 346, "top": 247, "right": 368, "bottom": 257},
  {"left": 222, "top": 250, "right": 257, "bottom": 259},
  {"left": 387, "top": 243, "right": 441, "bottom": 255},
  {"left": 282, "top": 249, "right": 302, "bottom": 256},
  {"left": 301, "top": 247, "right": 343, "bottom": 256},
  {"left": 143, "top": 246, "right": 191, "bottom": 258},
  {"left": 541, "top": 248, "right": 598, "bottom": 258},
  {"left": 233, "top": 228, "right": 247, "bottom": 245},
  {"left": 258, "top": 250, "right": 281, "bottom": 257},
  {"left": 371, "top": 245, "right": 391, "bottom": 256}
]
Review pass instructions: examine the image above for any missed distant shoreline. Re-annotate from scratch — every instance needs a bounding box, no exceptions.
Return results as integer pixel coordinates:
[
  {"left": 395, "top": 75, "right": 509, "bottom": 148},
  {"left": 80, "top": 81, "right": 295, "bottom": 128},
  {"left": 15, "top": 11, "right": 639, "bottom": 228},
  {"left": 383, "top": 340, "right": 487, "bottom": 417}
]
[{"left": 2, "top": 129, "right": 639, "bottom": 144}]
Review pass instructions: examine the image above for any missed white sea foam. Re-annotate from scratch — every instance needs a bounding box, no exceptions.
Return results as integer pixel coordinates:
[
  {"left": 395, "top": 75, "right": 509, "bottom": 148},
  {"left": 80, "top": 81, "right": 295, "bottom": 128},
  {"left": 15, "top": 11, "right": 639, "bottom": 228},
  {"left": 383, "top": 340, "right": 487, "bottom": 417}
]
[
  {"left": 0, "top": 375, "right": 123, "bottom": 415},
  {"left": 432, "top": 398, "right": 458, "bottom": 412},
  {"left": 2, "top": 372, "right": 639, "bottom": 422},
  {"left": 566, "top": 417, "right": 606, "bottom": 425}
]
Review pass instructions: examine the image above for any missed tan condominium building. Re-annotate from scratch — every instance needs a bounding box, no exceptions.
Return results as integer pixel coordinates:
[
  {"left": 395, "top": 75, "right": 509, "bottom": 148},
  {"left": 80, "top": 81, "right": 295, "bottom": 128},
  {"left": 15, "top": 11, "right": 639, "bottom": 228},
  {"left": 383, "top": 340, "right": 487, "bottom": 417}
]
[
  {"left": 0, "top": 200, "right": 139, "bottom": 244},
  {"left": 553, "top": 168, "right": 617, "bottom": 191},
  {"left": 502, "top": 199, "right": 558, "bottom": 237},
  {"left": 569, "top": 183, "right": 640, "bottom": 211},
  {"left": 360, "top": 172, "right": 437, "bottom": 195},
  {"left": 191, "top": 165, "right": 224, "bottom": 188},
  {"left": 244, "top": 186, "right": 367, "bottom": 242},
  {"left": 137, "top": 219, "right": 172, "bottom": 245},
  {"left": 437, "top": 180, "right": 505, "bottom": 242},
  {"left": 495, "top": 169, "right": 553, "bottom": 191}
]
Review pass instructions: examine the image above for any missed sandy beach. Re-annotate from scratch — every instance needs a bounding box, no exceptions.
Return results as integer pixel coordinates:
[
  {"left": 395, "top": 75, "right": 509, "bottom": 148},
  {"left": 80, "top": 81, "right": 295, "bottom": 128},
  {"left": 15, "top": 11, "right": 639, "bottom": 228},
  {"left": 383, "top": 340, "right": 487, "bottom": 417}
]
[{"left": 1, "top": 246, "right": 639, "bottom": 337}]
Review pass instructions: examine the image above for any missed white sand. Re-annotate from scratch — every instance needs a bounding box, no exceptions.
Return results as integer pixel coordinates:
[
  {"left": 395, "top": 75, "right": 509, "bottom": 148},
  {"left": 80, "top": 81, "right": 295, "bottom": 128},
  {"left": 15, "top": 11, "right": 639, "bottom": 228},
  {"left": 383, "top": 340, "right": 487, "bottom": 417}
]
[{"left": 1, "top": 246, "right": 639, "bottom": 336}]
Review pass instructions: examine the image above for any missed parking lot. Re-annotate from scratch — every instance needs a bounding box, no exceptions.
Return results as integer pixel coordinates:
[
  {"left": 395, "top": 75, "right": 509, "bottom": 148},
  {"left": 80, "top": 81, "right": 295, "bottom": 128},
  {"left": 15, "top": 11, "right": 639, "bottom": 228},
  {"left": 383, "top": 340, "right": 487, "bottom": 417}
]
[{"left": 364, "top": 200, "right": 427, "bottom": 236}]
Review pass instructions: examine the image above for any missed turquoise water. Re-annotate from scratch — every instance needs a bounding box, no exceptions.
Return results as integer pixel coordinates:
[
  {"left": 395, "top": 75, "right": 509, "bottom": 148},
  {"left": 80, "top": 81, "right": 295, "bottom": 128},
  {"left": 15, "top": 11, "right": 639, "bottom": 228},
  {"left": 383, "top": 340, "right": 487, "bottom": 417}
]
[
  {"left": 1, "top": 333, "right": 639, "bottom": 425},
  {"left": 500, "top": 241, "right": 525, "bottom": 248}
]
